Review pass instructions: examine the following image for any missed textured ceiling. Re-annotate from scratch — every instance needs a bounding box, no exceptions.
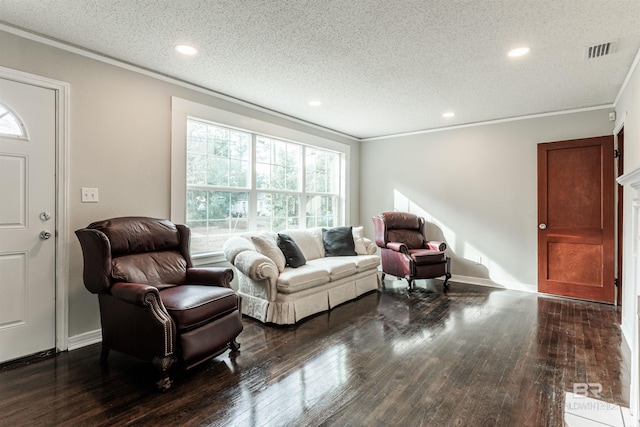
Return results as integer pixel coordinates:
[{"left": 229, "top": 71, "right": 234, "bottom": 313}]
[{"left": 1, "top": 0, "right": 639, "bottom": 139}]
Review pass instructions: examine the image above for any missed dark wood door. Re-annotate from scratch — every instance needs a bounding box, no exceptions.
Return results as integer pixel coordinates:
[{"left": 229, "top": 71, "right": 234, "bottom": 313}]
[{"left": 538, "top": 136, "right": 615, "bottom": 303}]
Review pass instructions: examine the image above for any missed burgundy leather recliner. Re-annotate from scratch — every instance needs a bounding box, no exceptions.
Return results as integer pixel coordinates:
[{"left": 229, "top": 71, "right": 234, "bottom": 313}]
[
  {"left": 75, "top": 216, "right": 243, "bottom": 391},
  {"left": 372, "top": 212, "right": 451, "bottom": 290}
]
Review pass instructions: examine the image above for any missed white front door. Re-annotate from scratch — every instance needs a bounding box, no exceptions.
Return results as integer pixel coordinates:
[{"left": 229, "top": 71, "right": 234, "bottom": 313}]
[{"left": 0, "top": 77, "right": 56, "bottom": 363}]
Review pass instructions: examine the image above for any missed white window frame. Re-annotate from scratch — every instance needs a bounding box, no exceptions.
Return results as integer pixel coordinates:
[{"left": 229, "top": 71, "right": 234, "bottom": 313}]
[{"left": 171, "top": 97, "right": 351, "bottom": 262}]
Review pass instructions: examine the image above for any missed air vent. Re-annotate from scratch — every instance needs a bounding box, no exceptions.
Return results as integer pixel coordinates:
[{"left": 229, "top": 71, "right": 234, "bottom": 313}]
[{"left": 584, "top": 42, "right": 615, "bottom": 59}]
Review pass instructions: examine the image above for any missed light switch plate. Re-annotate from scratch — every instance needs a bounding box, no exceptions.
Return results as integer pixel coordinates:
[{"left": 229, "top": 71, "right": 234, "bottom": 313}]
[{"left": 81, "top": 187, "right": 99, "bottom": 203}]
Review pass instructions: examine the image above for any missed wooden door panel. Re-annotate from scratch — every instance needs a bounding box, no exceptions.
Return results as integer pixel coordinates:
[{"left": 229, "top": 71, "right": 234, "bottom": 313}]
[
  {"left": 547, "top": 242, "right": 601, "bottom": 285},
  {"left": 538, "top": 136, "right": 615, "bottom": 303},
  {"left": 547, "top": 145, "right": 602, "bottom": 228}
]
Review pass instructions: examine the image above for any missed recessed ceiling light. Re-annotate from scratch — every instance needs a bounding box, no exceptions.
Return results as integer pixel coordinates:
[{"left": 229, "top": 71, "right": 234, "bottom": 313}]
[
  {"left": 308, "top": 100, "right": 322, "bottom": 107},
  {"left": 508, "top": 47, "right": 530, "bottom": 58},
  {"left": 442, "top": 112, "right": 455, "bottom": 118},
  {"left": 175, "top": 44, "right": 198, "bottom": 55}
]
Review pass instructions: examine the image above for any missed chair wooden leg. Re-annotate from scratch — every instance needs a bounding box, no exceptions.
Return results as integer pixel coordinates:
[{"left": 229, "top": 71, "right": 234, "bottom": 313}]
[
  {"left": 380, "top": 272, "right": 386, "bottom": 289},
  {"left": 152, "top": 355, "right": 176, "bottom": 392},
  {"left": 443, "top": 273, "right": 451, "bottom": 290},
  {"left": 406, "top": 277, "right": 415, "bottom": 290},
  {"left": 443, "top": 256, "right": 452, "bottom": 290},
  {"left": 229, "top": 339, "right": 241, "bottom": 352}
]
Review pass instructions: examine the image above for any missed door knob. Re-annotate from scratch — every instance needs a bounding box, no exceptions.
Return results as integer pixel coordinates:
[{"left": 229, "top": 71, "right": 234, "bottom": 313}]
[
  {"left": 39, "top": 230, "right": 52, "bottom": 240},
  {"left": 539, "top": 223, "right": 547, "bottom": 230}
]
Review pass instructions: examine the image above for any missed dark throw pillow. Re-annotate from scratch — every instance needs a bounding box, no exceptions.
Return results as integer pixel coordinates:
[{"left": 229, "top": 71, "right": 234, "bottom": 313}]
[
  {"left": 277, "top": 233, "right": 306, "bottom": 268},
  {"left": 323, "top": 226, "right": 357, "bottom": 256}
]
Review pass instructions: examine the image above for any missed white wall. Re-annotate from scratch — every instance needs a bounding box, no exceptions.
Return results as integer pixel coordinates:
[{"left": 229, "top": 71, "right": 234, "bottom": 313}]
[
  {"left": 360, "top": 110, "right": 614, "bottom": 291},
  {"left": 615, "top": 54, "right": 640, "bottom": 345},
  {"left": 614, "top": 51, "right": 640, "bottom": 418},
  {"left": 0, "top": 29, "right": 360, "bottom": 338}
]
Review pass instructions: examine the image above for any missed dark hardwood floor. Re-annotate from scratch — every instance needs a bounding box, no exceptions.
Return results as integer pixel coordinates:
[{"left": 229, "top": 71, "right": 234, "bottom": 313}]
[{"left": 0, "top": 281, "right": 629, "bottom": 426}]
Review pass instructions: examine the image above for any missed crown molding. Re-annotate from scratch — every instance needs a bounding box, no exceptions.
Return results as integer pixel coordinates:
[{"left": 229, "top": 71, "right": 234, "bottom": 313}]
[
  {"left": 0, "top": 23, "right": 359, "bottom": 142},
  {"left": 361, "top": 104, "right": 614, "bottom": 142}
]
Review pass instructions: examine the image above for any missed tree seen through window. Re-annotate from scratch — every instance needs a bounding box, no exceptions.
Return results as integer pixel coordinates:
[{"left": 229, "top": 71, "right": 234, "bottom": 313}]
[{"left": 186, "top": 119, "right": 342, "bottom": 254}]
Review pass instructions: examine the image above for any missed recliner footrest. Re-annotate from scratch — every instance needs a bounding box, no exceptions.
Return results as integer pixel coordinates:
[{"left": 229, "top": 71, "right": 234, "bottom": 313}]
[{"left": 408, "top": 249, "right": 446, "bottom": 265}]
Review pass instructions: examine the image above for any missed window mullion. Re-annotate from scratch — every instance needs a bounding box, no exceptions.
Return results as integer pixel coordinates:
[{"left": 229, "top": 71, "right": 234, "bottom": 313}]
[
  {"left": 248, "top": 133, "right": 257, "bottom": 230},
  {"left": 301, "top": 145, "right": 307, "bottom": 226},
  {"left": 339, "top": 153, "right": 346, "bottom": 225}
]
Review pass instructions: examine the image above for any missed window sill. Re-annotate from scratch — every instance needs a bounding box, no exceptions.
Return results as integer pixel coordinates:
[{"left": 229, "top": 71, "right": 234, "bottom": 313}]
[{"left": 191, "top": 251, "right": 228, "bottom": 267}]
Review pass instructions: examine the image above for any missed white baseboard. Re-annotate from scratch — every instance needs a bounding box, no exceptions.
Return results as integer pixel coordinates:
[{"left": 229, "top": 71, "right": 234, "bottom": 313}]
[
  {"left": 621, "top": 322, "right": 633, "bottom": 355},
  {"left": 382, "top": 273, "right": 536, "bottom": 293},
  {"left": 67, "top": 329, "right": 102, "bottom": 351},
  {"left": 451, "top": 274, "right": 537, "bottom": 293}
]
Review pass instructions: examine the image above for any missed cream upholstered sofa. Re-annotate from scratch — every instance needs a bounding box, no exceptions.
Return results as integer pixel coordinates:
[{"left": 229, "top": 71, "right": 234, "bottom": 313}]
[{"left": 223, "top": 226, "right": 380, "bottom": 325}]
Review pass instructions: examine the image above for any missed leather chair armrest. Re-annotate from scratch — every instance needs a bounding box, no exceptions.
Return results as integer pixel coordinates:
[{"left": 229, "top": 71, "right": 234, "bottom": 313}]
[
  {"left": 386, "top": 242, "right": 409, "bottom": 253},
  {"left": 187, "top": 267, "right": 234, "bottom": 288},
  {"left": 111, "top": 282, "right": 161, "bottom": 306},
  {"left": 426, "top": 241, "right": 447, "bottom": 251}
]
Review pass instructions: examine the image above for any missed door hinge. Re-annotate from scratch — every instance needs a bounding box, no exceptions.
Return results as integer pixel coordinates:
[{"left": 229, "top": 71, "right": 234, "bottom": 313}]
[
  {"left": 614, "top": 149, "right": 621, "bottom": 158},
  {"left": 615, "top": 278, "right": 620, "bottom": 287}
]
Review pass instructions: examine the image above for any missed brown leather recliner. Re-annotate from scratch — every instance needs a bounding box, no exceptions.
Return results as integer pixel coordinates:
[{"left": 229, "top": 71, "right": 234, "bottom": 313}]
[
  {"left": 75, "top": 216, "right": 243, "bottom": 391},
  {"left": 372, "top": 212, "right": 451, "bottom": 290}
]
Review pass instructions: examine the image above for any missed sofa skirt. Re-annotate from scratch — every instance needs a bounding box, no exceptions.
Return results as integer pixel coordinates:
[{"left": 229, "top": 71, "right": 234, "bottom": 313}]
[{"left": 239, "top": 269, "right": 380, "bottom": 325}]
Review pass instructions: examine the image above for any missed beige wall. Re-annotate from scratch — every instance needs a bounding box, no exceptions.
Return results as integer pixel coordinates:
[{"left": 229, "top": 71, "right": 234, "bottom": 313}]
[
  {"left": 360, "top": 109, "right": 615, "bottom": 291},
  {"left": 0, "top": 29, "right": 360, "bottom": 338}
]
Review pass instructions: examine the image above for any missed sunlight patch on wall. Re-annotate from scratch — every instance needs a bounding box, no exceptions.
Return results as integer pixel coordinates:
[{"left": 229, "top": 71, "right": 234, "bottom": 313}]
[
  {"left": 463, "top": 241, "right": 523, "bottom": 289},
  {"left": 393, "top": 189, "right": 531, "bottom": 291},
  {"left": 393, "top": 189, "right": 456, "bottom": 251}
]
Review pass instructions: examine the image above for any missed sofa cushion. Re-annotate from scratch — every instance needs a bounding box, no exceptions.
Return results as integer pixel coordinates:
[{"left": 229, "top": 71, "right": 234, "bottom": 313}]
[
  {"left": 252, "top": 234, "right": 286, "bottom": 272},
  {"left": 284, "top": 228, "right": 325, "bottom": 260},
  {"left": 351, "top": 226, "right": 368, "bottom": 255},
  {"left": 277, "top": 233, "right": 306, "bottom": 268},
  {"left": 277, "top": 265, "right": 330, "bottom": 294},
  {"left": 323, "top": 226, "right": 357, "bottom": 256},
  {"left": 337, "top": 254, "right": 380, "bottom": 272},
  {"left": 307, "top": 257, "right": 357, "bottom": 281}
]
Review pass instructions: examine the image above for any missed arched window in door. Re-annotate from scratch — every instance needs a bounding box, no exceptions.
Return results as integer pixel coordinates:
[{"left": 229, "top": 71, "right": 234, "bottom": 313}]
[{"left": 0, "top": 102, "right": 28, "bottom": 138}]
